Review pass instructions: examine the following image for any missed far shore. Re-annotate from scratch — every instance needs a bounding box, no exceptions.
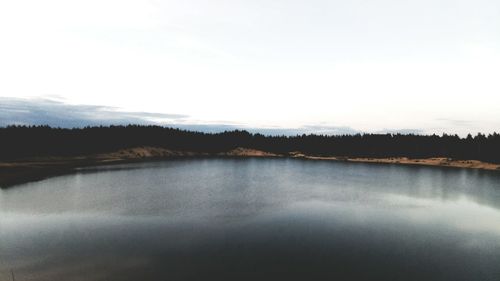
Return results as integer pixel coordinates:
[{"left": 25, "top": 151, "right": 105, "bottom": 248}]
[
  {"left": 1, "top": 147, "right": 499, "bottom": 188},
  {"left": 289, "top": 152, "right": 500, "bottom": 171}
]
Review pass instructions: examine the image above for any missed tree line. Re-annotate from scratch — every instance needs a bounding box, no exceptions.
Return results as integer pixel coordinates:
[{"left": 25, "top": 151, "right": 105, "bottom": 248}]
[{"left": 1, "top": 125, "right": 499, "bottom": 163}]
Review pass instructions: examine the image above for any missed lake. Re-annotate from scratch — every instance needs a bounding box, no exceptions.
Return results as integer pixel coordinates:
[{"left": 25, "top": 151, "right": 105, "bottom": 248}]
[{"left": 1, "top": 158, "right": 500, "bottom": 281}]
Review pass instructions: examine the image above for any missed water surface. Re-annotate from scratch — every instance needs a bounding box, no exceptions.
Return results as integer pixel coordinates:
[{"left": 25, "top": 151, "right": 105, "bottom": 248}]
[{"left": 1, "top": 159, "right": 500, "bottom": 281}]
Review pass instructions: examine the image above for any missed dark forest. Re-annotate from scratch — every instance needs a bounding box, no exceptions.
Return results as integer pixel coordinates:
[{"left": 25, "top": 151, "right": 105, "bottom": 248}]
[{"left": 1, "top": 125, "right": 499, "bottom": 163}]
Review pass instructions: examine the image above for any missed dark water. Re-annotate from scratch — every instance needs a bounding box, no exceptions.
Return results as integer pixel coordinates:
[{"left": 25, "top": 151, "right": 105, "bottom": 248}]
[{"left": 1, "top": 159, "right": 500, "bottom": 281}]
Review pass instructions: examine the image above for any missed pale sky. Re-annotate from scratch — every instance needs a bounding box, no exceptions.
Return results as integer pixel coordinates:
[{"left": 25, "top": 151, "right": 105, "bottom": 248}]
[{"left": 1, "top": 0, "right": 499, "bottom": 135}]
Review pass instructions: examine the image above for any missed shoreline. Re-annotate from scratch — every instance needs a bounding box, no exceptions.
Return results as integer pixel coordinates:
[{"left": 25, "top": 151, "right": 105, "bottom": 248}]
[
  {"left": 0, "top": 147, "right": 281, "bottom": 188},
  {"left": 290, "top": 153, "right": 500, "bottom": 171},
  {"left": 1, "top": 147, "right": 499, "bottom": 188}
]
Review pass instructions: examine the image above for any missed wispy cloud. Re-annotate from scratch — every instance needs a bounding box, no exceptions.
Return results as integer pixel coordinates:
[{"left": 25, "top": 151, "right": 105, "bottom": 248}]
[
  {"left": 0, "top": 97, "right": 360, "bottom": 135},
  {"left": 101, "top": 122, "right": 360, "bottom": 136},
  {"left": 300, "top": 125, "right": 359, "bottom": 135},
  {"left": 0, "top": 97, "right": 188, "bottom": 128},
  {"left": 434, "top": 118, "right": 476, "bottom": 127}
]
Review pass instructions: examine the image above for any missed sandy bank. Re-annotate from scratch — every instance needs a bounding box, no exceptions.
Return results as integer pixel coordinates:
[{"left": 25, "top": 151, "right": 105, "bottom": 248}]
[
  {"left": 290, "top": 152, "right": 500, "bottom": 171},
  {"left": 1, "top": 147, "right": 499, "bottom": 188},
  {"left": 0, "top": 147, "right": 279, "bottom": 188}
]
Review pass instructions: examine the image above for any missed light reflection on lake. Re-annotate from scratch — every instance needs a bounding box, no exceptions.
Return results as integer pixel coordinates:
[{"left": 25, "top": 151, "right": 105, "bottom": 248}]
[{"left": 1, "top": 159, "right": 500, "bottom": 281}]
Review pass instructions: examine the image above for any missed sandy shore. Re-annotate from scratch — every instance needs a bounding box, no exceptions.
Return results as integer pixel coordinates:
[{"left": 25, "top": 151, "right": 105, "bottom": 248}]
[
  {"left": 289, "top": 152, "right": 500, "bottom": 171},
  {"left": 0, "top": 147, "right": 280, "bottom": 188},
  {"left": 1, "top": 147, "right": 499, "bottom": 188}
]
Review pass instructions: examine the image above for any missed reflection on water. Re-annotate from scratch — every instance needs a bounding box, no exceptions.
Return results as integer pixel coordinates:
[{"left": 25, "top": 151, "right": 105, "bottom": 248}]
[{"left": 1, "top": 159, "right": 500, "bottom": 281}]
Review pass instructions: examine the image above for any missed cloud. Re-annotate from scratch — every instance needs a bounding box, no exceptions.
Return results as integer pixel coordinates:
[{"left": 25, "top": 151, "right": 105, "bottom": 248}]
[
  {"left": 172, "top": 124, "right": 359, "bottom": 136},
  {"left": 299, "top": 125, "right": 359, "bottom": 135},
  {"left": 0, "top": 97, "right": 360, "bottom": 135},
  {"left": 434, "top": 118, "right": 475, "bottom": 127},
  {"left": 0, "top": 97, "right": 188, "bottom": 128}
]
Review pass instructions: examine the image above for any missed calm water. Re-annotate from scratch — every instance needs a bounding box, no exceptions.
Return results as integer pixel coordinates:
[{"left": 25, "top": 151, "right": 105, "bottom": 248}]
[{"left": 1, "top": 158, "right": 500, "bottom": 281}]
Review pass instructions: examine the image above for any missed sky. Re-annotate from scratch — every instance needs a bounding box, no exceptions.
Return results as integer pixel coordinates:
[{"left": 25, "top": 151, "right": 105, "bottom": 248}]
[{"left": 0, "top": 0, "right": 499, "bottom": 136}]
